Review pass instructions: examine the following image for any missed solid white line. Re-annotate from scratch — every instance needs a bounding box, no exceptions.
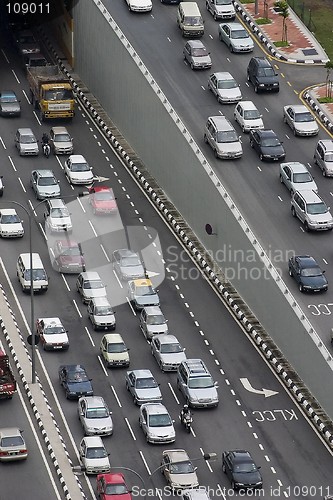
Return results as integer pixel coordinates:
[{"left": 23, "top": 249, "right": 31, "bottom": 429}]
[
  {"left": 72, "top": 299, "right": 82, "bottom": 318},
  {"left": 85, "top": 326, "right": 95, "bottom": 347},
  {"left": 61, "top": 275, "right": 71, "bottom": 291},
  {"left": 168, "top": 382, "right": 180, "bottom": 404},
  {"left": 124, "top": 418, "right": 137, "bottom": 441},
  {"left": 139, "top": 450, "right": 151, "bottom": 475},
  {"left": 110, "top": 385, "right": 122, "bottom": 407},
  {"left": 97, "top": 355, "right": 108, "bottom": 376}
]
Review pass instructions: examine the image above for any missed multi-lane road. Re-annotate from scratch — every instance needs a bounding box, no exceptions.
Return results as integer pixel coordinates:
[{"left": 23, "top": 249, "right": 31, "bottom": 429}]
[{"left": 0, "top": 10, "right": 332, "bottom": 500}]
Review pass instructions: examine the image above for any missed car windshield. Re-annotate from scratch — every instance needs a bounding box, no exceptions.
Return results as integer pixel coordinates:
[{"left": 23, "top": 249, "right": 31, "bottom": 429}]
[
  {"left": 19, "top": 35, "right": 35, "bottom": 44},
  {"left": 24, "top": 269, "right": 47, "bottom": 281},
  {"left": 324, "top": 153, "right": 333, "bottom": 162},
  {"left": 20, "top": 135, "right": 35, "bottom": 144},
  {"left": 257, "top": 67, "right": 275, "bottom": 77},
  {"left": 45, "top": 89, "right": 72, "bottom": 100},
  {"left": 107, "top": 342, "right": 126, "bottom": 353},
  {"left": 38, "top": 176, "right": 57, "bottom": 186},
  {"left": 231, "top": 29, "right": 248, "bottom": 39},
  {"left": 136, "top": 377, "right": 158, "bottom": 389},
  {"left": 160, "top": 343, "right": 183, "bottom": 354},
  {"left": 1, "top": 436, "right": 24, "bottom": 447},
  {"left": 148, "top": 413, "right": 172, "bottom": 427},
  {"left": 234, "top": 462, "right": 257, "bottom": 473},
  {"left": 94, "top": 191, "right": 114, "bottom": 200},
  {"left": 216, "top": 0, "right": 232, "bottom": 4},
  {"left": 147, "top": 314, "right": 165, "bottom": 325},
  {"left": 83, "top": 280, "right": 104, "bottom": 289},
  {"left": 169, "top": 461, "right": 195, "bottom": 474},
  {"left": 293, "top": 173, "right": 312, "bottom": 183},
  {"left": 307, "top": 202, "right": 328, "bottom": 215},
  {"left": 192, "top": 48, "right": 208, "bottom": 57},
  {"left": 244, "top": 109, "right": 261, "bottom": 120},
  {"left": 188, "top": 376, "right": 214, "bottom": 389},
  {"left": 86, "top": 447, "right": 108, "bottom": 459},
  {"left": 96, "top": 306, "right": 113, "bottom": 316},
  {"left": 86, "top": 408, "right": 109, "bottom": 419},
  {"left": 45, "top": 325, "right": 65, "bottom": 334},
  {"left": 61, "top": 246, "right": 81, "bottom": 256},
  {"left": 184, "top": 16, "right": 202, "bottom": 25},
  {"left": 51, "top": 208, "right": 69, "bottom": 218},
  {"left": 135, "top": 286, "right": 155, "bottom": 297},
  {"left": 217, "top": 130, "right": 238, "bottom": 143},
  {"left": 1, "top": 95, "right": 17, "bottom": 103},
  {"left": 105, "top": 485, "right": 128, "bottom": 495},
  {"left": 300, "top": 267, "right": 322, "bottom": 277},
  {"left": 295, "top": 112, "right": 314, "bottom": 122},
  {"left": 122, "top": 256, "right": 141, "bottom": 267},
  {"left": 71, "top": 162, "right": 90, "bottom": 172},
  {"left": 1, "top": 214, "right": 20, "bottom": 224},
  {"left": 68, "top": 370, "right": 89, "bottom": 383},
  {"left": 218, "top": 79, "right": 238, "bottom": 89},
  {"left": 261, "top": 137, "right": 281, "bottom": 147},
  {"left": 54, "top": 133, "right": 71, "bottom": 142}
]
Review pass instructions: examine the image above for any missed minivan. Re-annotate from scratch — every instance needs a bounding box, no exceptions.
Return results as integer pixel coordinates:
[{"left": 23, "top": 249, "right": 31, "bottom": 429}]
[
  {"left": 15, "top": 128, "right": 39, "bottom": 156},
  {"left": 204, "top": 115, "right": 242, "bottom": 159},
  {"left": 314, "top": 140, "right": 333, "bottom": 177},
  {"left": 17, "top": 253, "right": 48, "bottom": 292},
  {"left": 177, "top": 359, "right": 219, "bottom": 407},
  {"left": 291, "top": 190, "right": 333, "bottom": 231},
  {"left": 177, "top": 2, "right": 204, "bottom": 38},
  {"left": 247, "top": 57, "right": 279, "bottom": 93}
]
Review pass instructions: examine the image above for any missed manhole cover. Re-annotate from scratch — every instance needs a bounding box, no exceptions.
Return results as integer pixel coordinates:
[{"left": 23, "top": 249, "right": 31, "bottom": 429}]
[{"left": 302, "top": 48, "right": 318, "bottom": 55}]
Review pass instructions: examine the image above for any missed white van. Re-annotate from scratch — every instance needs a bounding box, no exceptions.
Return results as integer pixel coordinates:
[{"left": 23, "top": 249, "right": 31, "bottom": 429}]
[
  {"left": 17, "top": 253, "right": 48, "bottom": 292},
  {"left": 177, "top": 2, "right": 204, "bottom": 37}
]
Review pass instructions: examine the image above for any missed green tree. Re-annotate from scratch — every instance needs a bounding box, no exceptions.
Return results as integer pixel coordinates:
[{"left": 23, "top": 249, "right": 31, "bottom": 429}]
[
  {"left": 325, "top": 60, "right": 333, "bottom": 99},
  {"left": 274, "top": 0, "right": 289, "bottom": 43}
]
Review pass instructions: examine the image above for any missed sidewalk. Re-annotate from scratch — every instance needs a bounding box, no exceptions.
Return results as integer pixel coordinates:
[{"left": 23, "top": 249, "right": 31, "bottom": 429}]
[{"left": 235, "top": 0, "right": 333, "bottom": 130}]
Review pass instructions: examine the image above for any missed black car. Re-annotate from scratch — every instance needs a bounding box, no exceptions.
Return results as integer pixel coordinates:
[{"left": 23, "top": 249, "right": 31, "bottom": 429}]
[
  {"left": 247, "top": 56, "right": 279, "bottom": 93},
  {"left": 58, "top": 365, "right": 93, "bottom": 400},
  {"left": 249, "top": 129, "right": 285, "bottom": 161},
  {"left": 288, "top": 255, "right": 328, "bottom": 293},
  {"left": 222, "top": 450, "right": 263, "bottom": 490},
  {"left": 0, "top": 91, "right": 21, "bottom": 117}
]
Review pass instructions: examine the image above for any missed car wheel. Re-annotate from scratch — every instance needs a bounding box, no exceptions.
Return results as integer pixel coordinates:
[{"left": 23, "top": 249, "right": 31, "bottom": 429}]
[
  {"left": 190, "top": 62, "right": 194, "bottom": 70},
  {"left": 219, "top": 33, "right": 222, "bottom": 41},
  {"left": 322, "top": 169, "right": 326, "bottom": 177},
  {"left": 65, "top": 391, "right": 70, "bottom": 400},
  {"left": 133, "top": 395, "right": 138, "bottom": 405},
  {"left": 204, "top": 134, "right": 208, "bottom": 144},
  {"left": 231, "top": 481, "right": 236, "bottom": 490},
  {"left": 247, "top": 73, "right": 250, "bottom": 82},
  {"left": 279, "top": 174, "right": 283, "bottom": 184},
  {"left": 259, "top": 153, "right": 264, "bottom": 161},
  {"left": 214, "top": 149, "right": 219, "bottom": 159},
  {"left": 250, "top": 139, "right": 254, "bottom": 148},
  {"left": 299, "top": 283, "right": 304, "bottom": 292},
  {"left": 146, "top": 433, "right": 150, "bottom": 443},
  {"left": 159, "top": 360, "right": 164, "bottom": 372},
  {"left": 291, "top": 206, "right": 296, "bottom": 217},
  {"left": 242, "top": 124, "right": 246, "bottom": 133},
  {"left": 229, "top": 44, "right": 233, "bottom": 53},
  {"left": 283, "top": 114, "right": 287, "bottom": 123},
  {"left": 139, "top": 418, "right": 142, "bottom": 428},
  {"left": 288, "top": 268, "right": 292, "bottom": 277},
  {"left": 214, "top": 12, "right": 218, "bottom": 20},
  {"left": 304, "top": 221, "right": 309, "bottom": 232},
  {"left": 177, "top": 379, "right": 181, "bottom": 390},
  {"left": 254, "top": 85, "right": 259, "bottom": 93},
  {"left": 293, "top": 128, "right": 297, "bottom": 136},
  {"left": 126, "top": 381, "right": 129, "bottom": 391}
]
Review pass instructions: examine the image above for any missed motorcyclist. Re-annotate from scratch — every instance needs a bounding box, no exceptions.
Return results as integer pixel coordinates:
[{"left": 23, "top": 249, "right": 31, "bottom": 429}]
[
  {"left": 180, "top": 404, "right": 192, "bottom": 423},
  {"left": 42, "top": 132, "right": 49, "bottom": 146}
]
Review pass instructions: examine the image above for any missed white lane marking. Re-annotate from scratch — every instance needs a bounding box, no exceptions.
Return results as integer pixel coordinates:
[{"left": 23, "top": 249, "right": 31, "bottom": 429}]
[
  {"left": 124, "top": 418, "right": 137, "bottom": 441},
  {"left": 113, "top": 269, "right": 123, "bottom": 288},
  {"left": 97, "top": 355, "right": 108, "bottom": 376},
  {"left": 111, "top": 385, "right": 122, "bottom": 407},
  {"left": 257, "top": 165, "right": 262, "bottom": 172},
  {"left": 253, "top": 432, "right": 258, "bottom": 439},
  {"left": 1, "top": 49, "right": 9, "bottom": 63},
  {"left": 259, "top": 444, "right": 264, "bottom": 450},
  {"left": 236, "top": 400, "right": 241, "bottom": 406},
  {"left": 209, "top": 349, "right": 214, "bottom": 356},
  {"left": 140, "top": 450, "right": 151, "bottom": 475},
  {"left": 56, "top": 156, "right": 64, "bottom": 169},
  {"left": 204, "top": 339, "right": 209, "bottom": 346},
  {"left": 200, "top": 447, "right": 213, "bottom": 472},
  {"left": 11, "top": 69, "right": 20, "bottom": 83},
  {"left": 230, "top": 389, "right": 235, "bottom": 395},
  {"left": 0, "top": 138, "right": 7, "bottom": 150},
  {"left": 265, "top": 455, "right": 270, "bottom": 462},
  {"left": 85, "top": 326, "right": 95, "bottom": 346},
  {"left": 323, "top": 258, "right": 328, "bottom": 265},
  {"left": 18, "top": 178, "right": 26, "bottom": 192},
  {"left": 277, "top": 479, "right": 283, "bottom": 486},
  {"left": 168, "top": 382, "right": 180, "bottom": 404},
  {"left": 215, "top": 359, "right": 220, "bottom": 365},
  {"left": 278, "top": 195, "right": 283, "bottom": 202},
  {"left": 33, "top": 110, "right": 41, "bottom": 125},
  {"left": 225, "top": 379, "right": 230, "bottom": 386},
  {"left": 77, "top": 196, "right": 86, "bottom": 213},
  {"left": 194, "top": 321, "right": 199, "bottom": 327},
  {"left": 217, "top": 484, "right": 227, "bottom": 500},
  {"left": 72, "top": 299, "right": 82, "bottom": 318},
  {"left": 126, "top": 297, "right": 136, "bottom": 315},
  {"left": 191, "top": 426, "right": 196, "bottom": 438},
  {"left": 22, "top": 89, "right": 30, "bottom": 103},
  {"left": 61, "top": 275, "right": 70, "bottom": 291},
  {"left": 247, "top": 421, "right": 252, "bottom": 428},
  {"left": 28, "top": 200, "right": 36, "bottom": 215},
  {"left": 100, "top": 244, "right": 110, "bottom": 262},
  {"left": 89, "top": 220, "right": 98, "bottom": 237},
  {"left": 271, "top": 466, "right": 276, "bottom": 473}
]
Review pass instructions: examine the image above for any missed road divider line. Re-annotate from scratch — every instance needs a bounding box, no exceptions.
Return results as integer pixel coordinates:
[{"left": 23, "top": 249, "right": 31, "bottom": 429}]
[
  {"left": 88, "top": 220, "right": 98, "bottom": 237},
  {"left": 217, "top": 484, "right": 227, "bottom": 500},
  {"left": 113, "top": 269, "right": 123, "bottom": 288},
  {"left": 100, "top": 244, "right": 110, "bottom": 262},
  {"left": 97, "top": 355, "right": 108, "bottom": 376},
  {"left": 18, "top": 178, "right": 26, "bottom": 192},
  {"left": 124, "top": 417, "right": 136, "bottom": 441},
  {"left": 61, "top": 275, "right": 70, "bottom": 291},
  {"left": 11, "top": 69, "right": 20, "bottom": 83},
  {"left": 84, "top": 326, "right": 95, "bottom": 346},
  {"left": 168, "top": 382, "right": 180, "bottom": 404},
  {"left": 72, "top": 299, "right": 82, "bottom": 318},
  {"left": 126, "top": 297, "right": 136, "bottom": 316},
  {"left": 110, "top": 385, "right": 122, "bottom": 407},
  {"left": 139, "top": 450, "right": 151, "bottom": 475}
]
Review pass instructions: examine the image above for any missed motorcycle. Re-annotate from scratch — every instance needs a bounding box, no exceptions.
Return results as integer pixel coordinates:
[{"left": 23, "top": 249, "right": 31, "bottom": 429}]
[
  {"left": 42, "top": 143, "right": 51, "bottom": 158},
  {"left": 180, "top": 411, "right": 192, "bottom": 433}
]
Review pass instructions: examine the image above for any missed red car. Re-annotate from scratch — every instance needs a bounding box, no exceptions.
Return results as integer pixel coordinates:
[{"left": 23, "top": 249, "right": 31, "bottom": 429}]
[
  {"left": 52, "top": 240, "right": 85, "bottom": 274},
  {"left": 89, "top": 186, "right": 118, "bottom": 215},
  {"left": 96, "top": 473, "right": 132, "bottom": 500}
]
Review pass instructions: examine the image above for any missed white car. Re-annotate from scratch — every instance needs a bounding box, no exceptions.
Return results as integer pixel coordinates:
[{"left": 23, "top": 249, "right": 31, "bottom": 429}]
[
  {"left": 76, "top": 272, "right": 107, "bottom": 304},
  {"left": 139, "top": 403, "right": 175, "bottom": 444},
  {"left": 0, "top": 209, "right": 24, "bottom": 238},
  {"left": 234, "top": 101, "right": 264, "bottom": 133},
  {"left": 79, "top": 436, "right": 110, "bottom": 475},
  {"left": 208, "top": 72, "right": 242, "bottom": 104},
  {"left": 125, "top": 0, "right": 152, "bottom": 12},
  {"left": 151, "top": 334, "right": 186, "bottom": 372},
  {"left": 64, "top": 155, "right": 94, "bottom": 185},
  {"left": 36, "top": 317, "right": 69, "bottom": 351},
  {"left": 279, "top": 162, "right": 318, "bottom": 195},
  {"left": 283, "top": 105, "right": 319, "bottom": 137}
]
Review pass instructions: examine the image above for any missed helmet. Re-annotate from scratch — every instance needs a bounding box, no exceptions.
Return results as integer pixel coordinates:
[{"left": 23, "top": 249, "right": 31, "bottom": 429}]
[{"left": 183, "top": 405, "right": 188, "bottom": 409}]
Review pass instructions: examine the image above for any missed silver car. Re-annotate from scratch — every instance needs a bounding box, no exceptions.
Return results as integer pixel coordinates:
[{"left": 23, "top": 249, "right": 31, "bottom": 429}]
[
  {"left": 125, "top": 369, "right": 162, "bottom": 405},
  {"left": 30, "top": 169, "right": 60, "bottom": 200},
  {"left": 218, "top": 22, "right": 254, "bottom": 53},
  {"left": 183, "top": 40, "right": 212, "bottom": 70},
  {"left": 0, "top": 427, "right": 28, "bottom": 461},
  {"left": 79, "top": 436, "right": 110, "bottom": 475},
  {"left": 87, "top": 297, "right": 116, "bottom": 330},
  {"left": 76, "top": 272, "right": 107, "bottom": 304},
  {"left": 139, "top": 306, "right": 168, "bottom": 341},
  {"left": 113, "top": 249, "right": 145, "bottom": 280},
  {"left": 161, "top": 449, "right": 199, "bottom": 490},
  {"left": 283, "top": 104, "right": 319, "bottom": 137},
  {"left": 78, "top": 396, "right": 113, "bottom": 436},
  {"left": 279, "top": 162, "right": 318, "bottom": 195},
  {"left": 314, "top": 140, "right": 333, "bottom": 177},
  {"left": 208, "top": 72, "right": 242, "bottom": 104},
  {"left": 50, "top": 126, "right": 73, "bottom": 154},
  {"left": 151, "top": 334, "right": 186, "bottom": 372},
  {"left": 15, "top": 127, "right": 39, "bottom": 156},
  {"left": 139, "top": 403, "right": 175, "bottom": 444}
]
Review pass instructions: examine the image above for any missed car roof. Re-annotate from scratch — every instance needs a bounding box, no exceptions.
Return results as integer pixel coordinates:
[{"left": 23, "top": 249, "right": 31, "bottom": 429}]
[
  {"left": 294, "top": 189, "right": 322, "bottom": 203},
  {"left": 187, "top": 40, "right": 205, "bottom": 48},
  {"left": 280, "top": 162, "right": 307, "bottom": 173},
  {"left": 18, "top": 127, "right": 34, "bottom": 134},
  {"left": 229, "top": 450, "right": 254, "bottom": 462},
  {"left": 37, "top": 317, "right": 62, "bottom": 325},
  {"left": 51, "top": 126, "right": 69, "bottom": 134},
  {"left": 97, "top": 472, "right": 125, "bottom": 483},
  {"left": 133, "top": 278, "right": 152, "bottom": 287},
  {"left": 0, "top": 208, "right": 18, "bottom": 215},
  {"left": 33, "top": 169, "right": 55, "bottom": 177},
  {"left": 141, "top": 403, "right": 169, "bottom": 414},
  {"left": 68, "top": 155, "right": 86, "bottom": 163},
  {"left": 0, "top": 90, "right": 17, "bottom": 97},
  {"left": 295, "top": 255, "right": 318, "bottom": 267},
  {"left": 116, "top": 249, "right": 139, "bottom": 258},
  {"left": 288, "top": 104, "right": 308, "bottom": 113},
  {"left": 0, "top": 427, "right": 22, "bottom": 437},
  {"left": 48, "top": 198, "right": 67, "bottom": 208},
  {"left": 143, "top": 305, "right": 164, "bottom": 315},
  {"left": 223, "top": 22, "right": 244, "bottom": 30},
  {"left": 79, "top": 395, "right": 106, "bottom": 408},
  {"left": 82, "top": 435, "right": 104, "bottom": 447},
  {"left": 56, "top": 239, "right": 79, "bottom": 248},
  {"left": 90, "top": 297, "right": 111, "bottom": 306},
  {"left": 79, "top": 271, "right": 102, "bottom": 281},
  {"left": 163, "top": 449, "right": 189, "bottom": 461},
  {"left": 128, "top": 369, "right": 153, "bottom": 378},
  {"left": 238, "top": 100, "right": 258, "bottom": 110},
  {"left": 252, "top": 56, "right": 271, "bottom": 66},
  {"left": 257, "top": 129, "right": 276, "bottom": 137},
  {"left": 154, "top": 334, "right": 179, "bottom": 344},
  {"left": 213, "top": 72, "right": 235, "bottom": 80},
  {"left": 208, "top": 115, "right": 233, "bottom": 130},
  {"left": 102, "top": 333, "right": 124, "bottom": 344},
  {"left": 90, "top": 186, "right": 113, "bottom": 193}
]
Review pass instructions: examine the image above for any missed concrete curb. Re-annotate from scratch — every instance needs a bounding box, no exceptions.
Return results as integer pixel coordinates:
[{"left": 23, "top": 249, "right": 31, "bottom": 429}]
[
  {"left": 303, "top": 90, "right": 333, "bottom": 133},
  {"left": 0, "top": 284, "right": 86, "bottom": 500}
]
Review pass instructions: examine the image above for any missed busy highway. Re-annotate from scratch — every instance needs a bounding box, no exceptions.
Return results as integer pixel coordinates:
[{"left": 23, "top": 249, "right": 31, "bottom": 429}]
[{"left": 0, "top": 11, "right": 332, "bottom": 500}]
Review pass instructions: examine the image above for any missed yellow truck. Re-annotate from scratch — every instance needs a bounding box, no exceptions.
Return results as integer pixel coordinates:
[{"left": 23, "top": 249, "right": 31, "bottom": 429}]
[{"left": 27, "top": 65, "right": 75, "bottom": 120}]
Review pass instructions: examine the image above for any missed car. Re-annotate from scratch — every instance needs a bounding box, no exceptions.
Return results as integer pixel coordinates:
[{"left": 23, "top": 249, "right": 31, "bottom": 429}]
[
  {"left": 0, "top": 209, "right": 24, "bottom": 238},
  {"left": 218, "top": 22, "right": 254, "bottom": 53},
  {"left": 206, "top": 0, "right": 235, "bottom": 21},
  {"left": 291, "top": 190, "right": 333, "bottom": 231},
  {"left": 314, "top": 139, "right": 333, "bottom": 177},
  {"left": 96, "top": 473, "right": 132, "bottom": 500},
  {"left": 222, "top": 450, "right": 263, "bottom": 490},
  {"left": 125, "top": 369, "right": 162, "bottom": 405},
  {"left": 125, "top": 0, "right": 152, "bottom": 12},
  {"left": 58, "top": 364, "right": 93, "bottom": 399},
  {"left": 279, "top": 162, "right": 318, "bottom": 195},
  {"left": 113, "top": 249, "right": 145, "bottom": 281},
  {"left": 88, "top": 297, "right": 116, "bottom": 331},
  {"left": 249, "top": 129, "right": 285, "bottom": 161},
  {"left": 50, "top": 126, "right": 73, "bottom": 154},
  {"left": 0, "top": 90, "right": 21, "bottom": 117},
  {"left": 128, "top": 278, "right": 160, "bottom": 310},
  {"left": 183, "top": 40, "right": 212, "bottom": 70},
  {"left": 78, "top": 396, "right": 113, "bottom": 436},
  {"left": 76, "top": 271, "right": 107, "bottom": 303},
  {"left": 283, "top": 104, "right": 319, "bottom": 136},
  {"left": 23, "top": 52, "right": 48, "bottom": 69},
  {"left": 139, "top": 403, "right": 176, "bottom": 444},
  {"left": 79, "top": 436, "right": 110, "bottom": 475},
  {"left": 182, "top": 489, "right": 212, "bottom": 500},
  {"left": 30, "top": 169, "right": 61, "bottom": 200},
  {"left": 64, "top": 154, "right": 94, "bottom": 185},
  {"left": 177, "top": 359, "right": 219, "bottom": 408},
  {"left": 44, "top": 199, "right": 73, "bottom": 233},
  {"left": 151, "top": 334, "right": 186, "bottom": 372},
  {"left": 15, "top": 29, "right": 40, "bottom": 56},
  {"left": 204, "top": 115, "right": 242, "bottom": 159},
  {"left": 52, "top": 239, "right": 85, "bottom": 274},
  {"left": 89, "top": 186, "right": 118, "bottom": 215},
  {"left": 36, "top": 317, "right": 69, "bottom": 351},
  {"left": 288, "top": 255, "right": 328, "bottom": 293},
  {"left": 100, "top": 334, "right": 130, "bottom": 368},
  {"left": 207, "top": 72, "right": 242, "bottom": 104},
  {"left": 0, "top": 427, "right": 28, "bottom": 461},
  {"left": 161, "top": 449, "right": 199, "bottom": 490},
  {"left": 15, "top": 127, "right": 39, "bottom": 155},
  {"left": 247, "top": 57, "right": 279, "bottom": 93},
  {"left": 139, "top": 305, "right": 168, "bottom": 341},
  {"left": 233, "top": 101, "right": 264, "bottom": 133}
]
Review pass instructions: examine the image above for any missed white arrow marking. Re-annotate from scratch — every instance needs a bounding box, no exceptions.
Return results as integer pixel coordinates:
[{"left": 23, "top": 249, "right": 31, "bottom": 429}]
[
  {"left": 93, "top": 176, "right": 110, "bottom": 182},
  {"left": 240, "top": 378, "right": 279, "bottom": 398},
  {"left": 146, "top": 270, "right": 160, "bottom": 278}
]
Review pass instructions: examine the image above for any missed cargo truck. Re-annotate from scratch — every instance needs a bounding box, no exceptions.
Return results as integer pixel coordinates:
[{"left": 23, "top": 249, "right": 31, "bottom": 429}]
[
  {"left": 0, "top": 350, "right": 16, "bottom": 399},
  {"left": 27, "top": 65, "right": 75, "bottom": 120}
]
